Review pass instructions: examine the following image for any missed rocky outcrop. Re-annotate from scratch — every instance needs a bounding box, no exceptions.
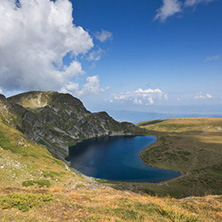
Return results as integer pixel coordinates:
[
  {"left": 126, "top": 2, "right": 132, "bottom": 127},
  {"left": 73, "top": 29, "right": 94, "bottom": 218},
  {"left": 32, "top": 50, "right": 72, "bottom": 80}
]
[
  {"left": 0, "top": 94, "right": 23, "bottom": 129},
  {"left": 5, "top": 91, "right": 142, "bottom": 160}
]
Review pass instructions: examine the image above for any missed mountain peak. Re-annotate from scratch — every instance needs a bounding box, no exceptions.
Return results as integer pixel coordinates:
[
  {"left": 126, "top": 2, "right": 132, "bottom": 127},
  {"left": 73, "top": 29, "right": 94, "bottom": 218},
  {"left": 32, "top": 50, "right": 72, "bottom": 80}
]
[{"left": 8, "top": 91, "right": 57, "bottom": 109}]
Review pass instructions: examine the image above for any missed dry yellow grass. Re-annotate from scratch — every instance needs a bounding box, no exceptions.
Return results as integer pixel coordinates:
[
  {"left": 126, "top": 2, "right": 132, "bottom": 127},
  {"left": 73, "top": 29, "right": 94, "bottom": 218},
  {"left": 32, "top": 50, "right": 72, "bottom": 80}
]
[
  {"left": 1, "top": 185, "right": 222, "bottom": 221},
  {"left": 139, "top": 117, "right": 222, "bottom": 132}
]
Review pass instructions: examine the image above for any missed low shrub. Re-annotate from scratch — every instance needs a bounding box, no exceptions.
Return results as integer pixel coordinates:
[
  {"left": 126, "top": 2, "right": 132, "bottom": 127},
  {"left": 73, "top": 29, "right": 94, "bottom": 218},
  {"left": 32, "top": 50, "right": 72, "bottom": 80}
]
[
  {"left": 22, "top": 180, "right": 51, "bottom": 188},
  {"left": 0, "top": 193, "right": 52, "bottom": 212}
]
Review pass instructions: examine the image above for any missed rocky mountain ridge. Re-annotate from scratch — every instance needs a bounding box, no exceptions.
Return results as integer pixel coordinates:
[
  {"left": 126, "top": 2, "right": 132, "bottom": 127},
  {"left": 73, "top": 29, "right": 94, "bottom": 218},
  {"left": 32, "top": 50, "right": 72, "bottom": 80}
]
[{"left": 0, "top": 91, "right": 142, "bottom": 160}]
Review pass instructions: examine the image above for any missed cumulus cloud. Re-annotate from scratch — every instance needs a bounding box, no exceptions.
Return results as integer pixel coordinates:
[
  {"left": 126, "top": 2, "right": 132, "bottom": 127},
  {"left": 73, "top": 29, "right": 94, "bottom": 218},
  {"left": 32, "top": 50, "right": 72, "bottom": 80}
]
[
  {"left": 194, "top": 92, "right": 213, "bottom": 99},
  {"left": 154, "top": 0, "right": 182, "bottom": 22},
  {"left": 155, "top": 0, "right": 217, "bottom": 22},
  {"left": 95, "top": 29, "right": 112, "bottom": 42},
  {"left": 0, "top": 0, "right": 106, "bottom": 97},
  {"left": 111, "top": 88, "right": 168, "bottom": 105},
  {"left": 0, "top": 88, "right": 3, "bottom": 94},
  {"left": 206, "top": 55, "right": 220, "bottom": 61},
  {"left": 61, "top": 76, "right": 109, "bottom": 97}
]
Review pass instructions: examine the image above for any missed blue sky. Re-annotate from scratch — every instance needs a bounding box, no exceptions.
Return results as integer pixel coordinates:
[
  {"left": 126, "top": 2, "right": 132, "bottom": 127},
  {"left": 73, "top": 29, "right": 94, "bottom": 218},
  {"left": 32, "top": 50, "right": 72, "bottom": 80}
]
[
  {"left": 74, "top": 0, "right": 222, "bottom": 111},
  {"left": 0, "top": 0, "right": 221, "bottom": 115}
]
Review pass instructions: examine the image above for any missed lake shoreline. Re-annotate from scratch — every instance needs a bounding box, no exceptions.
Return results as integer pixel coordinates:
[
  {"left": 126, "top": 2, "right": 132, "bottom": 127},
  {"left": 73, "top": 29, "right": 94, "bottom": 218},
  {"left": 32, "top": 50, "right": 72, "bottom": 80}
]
[{"left": 66, "top": 135, "right": 181, "bottom": 183}]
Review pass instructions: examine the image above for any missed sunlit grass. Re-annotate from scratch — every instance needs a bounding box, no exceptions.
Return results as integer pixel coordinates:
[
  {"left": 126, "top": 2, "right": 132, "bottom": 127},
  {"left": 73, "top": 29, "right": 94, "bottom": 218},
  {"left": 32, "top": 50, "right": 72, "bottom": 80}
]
[{"left": 1, "top": 186, "right": 222, "bottom": 221}]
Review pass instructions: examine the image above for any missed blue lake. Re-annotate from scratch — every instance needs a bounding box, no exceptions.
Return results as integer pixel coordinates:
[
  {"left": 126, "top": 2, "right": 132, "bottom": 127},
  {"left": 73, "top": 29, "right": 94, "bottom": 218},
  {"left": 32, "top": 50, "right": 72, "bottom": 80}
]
[{"left": 66, "top": 136, "right": 181, "bottom": 183}]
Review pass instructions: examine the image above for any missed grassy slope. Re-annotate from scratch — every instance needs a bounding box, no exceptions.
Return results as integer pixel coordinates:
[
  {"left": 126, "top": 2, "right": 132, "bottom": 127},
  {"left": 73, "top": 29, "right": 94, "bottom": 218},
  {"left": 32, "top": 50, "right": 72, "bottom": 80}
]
[
  {"left": 0, "top": 118, "right": 89, "bottom": 188},
  {"left": 135, "top": 118, "right": 222, "bottom": 198},
  {"left": 1, "top": 117, "right": 222, "bottom": 221},
  {"left": 1, "top": 186, "right": 222, "bottom": 222}
]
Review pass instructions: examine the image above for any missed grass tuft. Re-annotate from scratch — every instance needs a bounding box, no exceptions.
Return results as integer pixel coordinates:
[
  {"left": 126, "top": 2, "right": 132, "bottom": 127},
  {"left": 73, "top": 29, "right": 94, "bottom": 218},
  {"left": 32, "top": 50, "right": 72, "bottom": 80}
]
[
  {"left": 22, "top": 180, "right": 51, "bottom": 188},
  {"left": 0, "top": 193, "right": 52, "bottom": 212}
]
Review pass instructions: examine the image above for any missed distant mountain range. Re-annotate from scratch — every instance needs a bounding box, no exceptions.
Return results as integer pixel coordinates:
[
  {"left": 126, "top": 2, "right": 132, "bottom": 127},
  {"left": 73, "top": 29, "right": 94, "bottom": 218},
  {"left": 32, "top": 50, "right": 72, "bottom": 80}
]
[{"left": 107, "top": 109, "right": 222, "bottom": 124}]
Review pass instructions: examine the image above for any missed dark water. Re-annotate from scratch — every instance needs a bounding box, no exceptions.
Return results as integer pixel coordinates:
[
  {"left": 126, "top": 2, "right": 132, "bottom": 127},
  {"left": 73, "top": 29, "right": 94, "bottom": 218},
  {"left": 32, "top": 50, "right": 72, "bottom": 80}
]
[{"left": 66, "top": 136, "right": 181, "bottom": 183}]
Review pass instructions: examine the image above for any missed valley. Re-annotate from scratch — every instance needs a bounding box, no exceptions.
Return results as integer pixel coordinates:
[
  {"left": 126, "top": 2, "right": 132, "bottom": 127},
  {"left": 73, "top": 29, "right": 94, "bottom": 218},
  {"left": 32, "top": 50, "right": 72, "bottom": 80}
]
[{"left": 0, "top": 92, "right": 222, "bottom": 221}]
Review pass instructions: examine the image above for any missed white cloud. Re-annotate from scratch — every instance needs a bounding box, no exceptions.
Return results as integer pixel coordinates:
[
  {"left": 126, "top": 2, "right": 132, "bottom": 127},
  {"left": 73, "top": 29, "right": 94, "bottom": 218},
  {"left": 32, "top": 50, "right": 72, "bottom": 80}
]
[
  {"left": 135, "top": 88, "right": 162, "bottom": 94},
  {"left": 0, "top": 88, "right": 3, "bottom": 94},
  {"left": 0, "top": 0, "right": 109, "bottom": 97},
  {"left": 134, "top": 98, "right": 143, "bottom": 105},
  {"left": 154, "top": 0, "right": 182, "bottom": 22},
  {"left": 79, "top": 76, "right": 101, "bottom": 97},
  {"left": 164, "top": 93, "right": 169, "bottom": 100},
  {"left": 111, "top": 88, "right": 168, "bottom": 105},
  {"left": 185, "top": 0, "right": 216, "bottom": 7},
  {"left": 194, "top": 92, "right": 213, "bottom": 99},
  {"left": 101, "top": 86, "right": 111, "bottom": 93},
  {"left": 87, "top": 48, "right": 104, "bottom": 62},
  {"left": 61, "top": 75, "right": 109, "bottom": 97},
  {"left": 206, "top": 93, "right": 213, "bottom": 98},
  {"left": 206, "top": 55, "right": 220, "bottom": 61},
  {"left": 155, "top": 0, "right": 217, "bottom": 22},
  {"left": 95, "top": 29, "right": 112, "bottom": 42}
]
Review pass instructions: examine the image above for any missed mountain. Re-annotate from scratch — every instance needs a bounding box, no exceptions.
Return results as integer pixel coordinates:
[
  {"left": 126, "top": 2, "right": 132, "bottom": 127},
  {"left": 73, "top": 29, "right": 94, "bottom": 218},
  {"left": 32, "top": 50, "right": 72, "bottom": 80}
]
[
  {"left": 4, "top": 91, "right": 141, "bottom": 160},
  {"left": 107, "top": 109, "right": 222, "bottom": 124}
]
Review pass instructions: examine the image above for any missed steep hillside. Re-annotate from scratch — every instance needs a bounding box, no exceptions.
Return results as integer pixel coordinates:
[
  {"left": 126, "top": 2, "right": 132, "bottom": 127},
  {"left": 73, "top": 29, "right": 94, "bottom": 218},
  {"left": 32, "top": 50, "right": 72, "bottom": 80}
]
[
  {"left": 0, "top": 105, "right": 87, "bottom": 188},
  {"left": 0, "top": 94, "right": 23, "bottom": 129},
  {"left": 7, "top": 91, "right": 140, "bottom": 160}
]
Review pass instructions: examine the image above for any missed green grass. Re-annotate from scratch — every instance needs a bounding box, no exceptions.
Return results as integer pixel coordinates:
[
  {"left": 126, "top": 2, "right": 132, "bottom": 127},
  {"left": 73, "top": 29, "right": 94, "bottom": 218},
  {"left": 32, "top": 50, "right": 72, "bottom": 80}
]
[
  {"left": 0, "top": 115, "right": 87, "bottom": 188},
  {"left": 133, "top": 117, "right": 222, "bottom": 198},
  {"left": 22, "top": 180, "right": 51, "bottom": 188},
  {"left": 0, "top": 193, "right": 52, "bottom": 212},
  {"left": 42, "top": 171, "right": 65, "bottom": 179}
]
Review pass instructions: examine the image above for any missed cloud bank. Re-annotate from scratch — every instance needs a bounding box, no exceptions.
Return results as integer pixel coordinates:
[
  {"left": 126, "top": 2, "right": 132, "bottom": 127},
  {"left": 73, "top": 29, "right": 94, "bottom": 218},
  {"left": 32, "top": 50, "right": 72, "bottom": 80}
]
[
  {"left": 0, "top": 0, "right": 106, "bottom": 97},
  {"left": 110, "top": 88, "right": 168, "bottom": 105}
]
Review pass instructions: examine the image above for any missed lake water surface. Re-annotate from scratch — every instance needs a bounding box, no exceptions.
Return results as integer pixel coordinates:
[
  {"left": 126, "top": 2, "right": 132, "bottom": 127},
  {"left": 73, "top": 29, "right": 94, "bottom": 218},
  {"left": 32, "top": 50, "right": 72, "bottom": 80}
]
[{"left": 66, "top": 136, "right": 181, "bottom": 183}]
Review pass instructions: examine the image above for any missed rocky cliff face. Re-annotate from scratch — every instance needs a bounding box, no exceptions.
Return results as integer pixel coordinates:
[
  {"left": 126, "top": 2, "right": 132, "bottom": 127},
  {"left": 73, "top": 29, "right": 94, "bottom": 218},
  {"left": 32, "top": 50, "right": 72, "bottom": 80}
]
[{"left": 3, "top": 91, "right": 142, "bottom": 160}]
